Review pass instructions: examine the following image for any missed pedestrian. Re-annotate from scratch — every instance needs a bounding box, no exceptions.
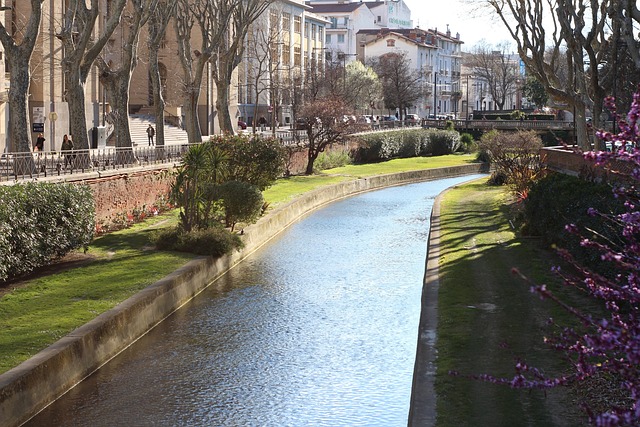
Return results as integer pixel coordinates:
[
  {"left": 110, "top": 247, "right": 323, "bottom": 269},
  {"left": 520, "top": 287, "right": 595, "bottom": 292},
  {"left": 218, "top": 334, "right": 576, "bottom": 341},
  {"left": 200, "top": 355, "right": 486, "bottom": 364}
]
[
  {"left": 259, "top": 116, "right": 267, "bottom": 132},
  {"left": 61, "top": 134, "right": 74, "bottom": 168},
  {"left": 34, "top": 133, "right": 45, "bottom": 152},
  {"left": 147, "top": 124, "right": 155, "bottom": 146}
]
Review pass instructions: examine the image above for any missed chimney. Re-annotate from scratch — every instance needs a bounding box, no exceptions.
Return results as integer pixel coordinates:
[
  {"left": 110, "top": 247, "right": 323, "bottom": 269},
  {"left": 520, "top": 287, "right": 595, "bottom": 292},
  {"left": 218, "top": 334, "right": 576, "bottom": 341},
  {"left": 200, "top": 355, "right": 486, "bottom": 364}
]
[{"left": 446, "top": 24, "right": 451, "bottom": 37}]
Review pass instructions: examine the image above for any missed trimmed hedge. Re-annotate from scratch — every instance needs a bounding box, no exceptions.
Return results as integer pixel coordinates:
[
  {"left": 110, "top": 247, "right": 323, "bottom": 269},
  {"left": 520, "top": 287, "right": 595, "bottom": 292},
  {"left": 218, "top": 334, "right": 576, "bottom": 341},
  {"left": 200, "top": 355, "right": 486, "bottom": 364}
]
[
  {"left": 0, "top": 182, "right": 95, "bottom": 281},
  {"left": 353, "top": 128, "right": 461, "bottom": 162}
]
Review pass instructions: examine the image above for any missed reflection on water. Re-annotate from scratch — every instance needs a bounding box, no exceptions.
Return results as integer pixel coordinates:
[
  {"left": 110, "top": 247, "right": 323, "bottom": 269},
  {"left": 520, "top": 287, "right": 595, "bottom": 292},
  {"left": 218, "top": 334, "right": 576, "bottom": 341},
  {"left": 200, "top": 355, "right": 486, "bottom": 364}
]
[{"left": 26, "top": 176, "right": 483, "bottom": 427}]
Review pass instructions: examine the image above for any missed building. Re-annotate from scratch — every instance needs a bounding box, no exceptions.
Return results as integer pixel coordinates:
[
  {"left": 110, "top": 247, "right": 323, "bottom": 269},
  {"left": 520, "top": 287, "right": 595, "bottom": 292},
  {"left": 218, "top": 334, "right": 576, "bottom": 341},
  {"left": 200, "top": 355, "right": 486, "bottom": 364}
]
[
  {"left": 307, "top": 0, "right": 413, "bottom": 61},
  {"left": 237, "top": 0, "right": 329, "bottom": 129},
  {"left": 358, "top": 27, "right": 463, "bottom": 118}
]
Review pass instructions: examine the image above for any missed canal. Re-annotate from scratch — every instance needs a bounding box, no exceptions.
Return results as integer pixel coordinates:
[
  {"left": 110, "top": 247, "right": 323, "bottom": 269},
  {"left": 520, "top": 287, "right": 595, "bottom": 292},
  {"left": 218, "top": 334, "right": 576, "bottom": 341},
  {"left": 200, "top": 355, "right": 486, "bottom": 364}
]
[{"left": 27, "top": 175, "right": 484, "bottom": 427}]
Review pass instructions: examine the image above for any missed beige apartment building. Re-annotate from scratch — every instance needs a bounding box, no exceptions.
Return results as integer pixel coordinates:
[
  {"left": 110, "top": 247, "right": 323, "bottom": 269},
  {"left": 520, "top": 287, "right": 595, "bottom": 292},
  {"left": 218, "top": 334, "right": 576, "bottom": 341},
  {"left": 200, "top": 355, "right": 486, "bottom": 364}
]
[{"left": 1, "top": 0, "right": 326, "bottom": 154}]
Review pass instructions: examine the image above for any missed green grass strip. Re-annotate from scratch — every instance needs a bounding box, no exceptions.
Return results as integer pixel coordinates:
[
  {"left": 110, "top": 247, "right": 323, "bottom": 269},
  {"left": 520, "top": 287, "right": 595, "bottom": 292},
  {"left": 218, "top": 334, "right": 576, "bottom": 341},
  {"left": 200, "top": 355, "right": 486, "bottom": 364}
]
[
  {"left": 263, "top": 153, "right": 476, "bottom": 206},
  {"left": 434, "top": 179, "right": 585, "bottom": 426}
]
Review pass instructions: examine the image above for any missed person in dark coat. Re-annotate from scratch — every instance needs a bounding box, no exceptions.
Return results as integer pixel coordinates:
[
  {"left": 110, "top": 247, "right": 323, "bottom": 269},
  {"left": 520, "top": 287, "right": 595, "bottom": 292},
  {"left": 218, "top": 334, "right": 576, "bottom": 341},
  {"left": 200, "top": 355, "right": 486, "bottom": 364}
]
[{"left": 34, "top": 133, "right": 45, "bottom": 151}]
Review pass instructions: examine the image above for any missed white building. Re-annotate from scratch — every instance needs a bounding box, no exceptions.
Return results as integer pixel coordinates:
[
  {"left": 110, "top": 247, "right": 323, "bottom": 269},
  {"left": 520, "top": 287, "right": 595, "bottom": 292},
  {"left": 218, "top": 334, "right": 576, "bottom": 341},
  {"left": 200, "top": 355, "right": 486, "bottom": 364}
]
[
  {"left": 358, "top": 27, "right": 463, "bottom": 118},
  {"left": 307, "top": 0, "right": 413, "bottom": 61}
]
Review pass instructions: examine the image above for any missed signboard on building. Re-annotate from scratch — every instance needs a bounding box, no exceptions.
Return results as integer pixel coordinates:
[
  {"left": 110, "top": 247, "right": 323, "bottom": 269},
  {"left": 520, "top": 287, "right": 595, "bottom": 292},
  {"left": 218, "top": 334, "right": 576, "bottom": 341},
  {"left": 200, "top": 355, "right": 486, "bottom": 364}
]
[{"left": 32, "top": 123, "right": 44, "bottom": 133}]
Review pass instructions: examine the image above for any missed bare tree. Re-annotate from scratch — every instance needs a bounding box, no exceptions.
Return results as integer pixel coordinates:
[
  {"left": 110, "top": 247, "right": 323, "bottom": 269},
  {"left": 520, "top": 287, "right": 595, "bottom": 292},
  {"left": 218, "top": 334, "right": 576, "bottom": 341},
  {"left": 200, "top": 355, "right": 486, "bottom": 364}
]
[
  {"left": 467, "top": 42, "right": 520, "bottom": 111},
  {"left": 96, "top": 0, "right": 158, "bottom": 151},
  {"left": 147, "top": 0, "right": 179, "bottom": 148},
  {"left": 58, "top": 0, "right": 127, "bottom": 151},
  {"left": 244, "top": 9, "right": 281, "bottom": 132},
  {"left": 613, "top": 0, "right": 640, "bottom": 69},
  {"left": 174, "top": 0, "right": 232, "bottom": 143},
  {"left": 487, "top": 0, "right": 612, "bottom": 149},
  {"left": 0, "top": 0, "right": 43, "bottom": 156},
  {"left": 371, "top": 52, "right": 423, "bottom": 119},
  {"left": 299, "top": 97, "right": 355, "bottom": 175},
  {"left": 212, "top": 0, "right": 271, "bottom": 135}
]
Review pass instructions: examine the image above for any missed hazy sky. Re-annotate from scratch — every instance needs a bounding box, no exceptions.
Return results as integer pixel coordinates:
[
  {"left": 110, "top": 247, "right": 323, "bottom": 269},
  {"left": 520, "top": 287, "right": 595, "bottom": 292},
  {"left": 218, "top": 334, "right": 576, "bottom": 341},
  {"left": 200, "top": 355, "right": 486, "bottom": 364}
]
[{"left": 402, "top": 0, "right": 515, "bottom": 49}]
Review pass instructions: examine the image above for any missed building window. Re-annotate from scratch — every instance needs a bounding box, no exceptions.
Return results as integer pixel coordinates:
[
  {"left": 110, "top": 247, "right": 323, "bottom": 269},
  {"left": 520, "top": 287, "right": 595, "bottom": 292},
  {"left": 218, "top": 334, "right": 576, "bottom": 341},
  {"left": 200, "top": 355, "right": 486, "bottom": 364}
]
[
  {"left": 294, "top": 46, "right": 301, "bottom": 66},
  {"left": 282, "top": 12, "right": 290, "bottom": 32},
  {"left": 326, "top": 34, "right": 331, "bottom": 44},
  {"left": 312, "top": 24, "right": 317, "bottom": 40},
  {"left": 337, "top": 34, "right": 345, "bottom": 43},
  {"left": 330, "top": 17, "right": 337, "bottom": 29},
  {"left": 305, "top": 22, "right": 309, "bottom": 38},
  {"left": 377, "top": 16, "right": 381, "bottom": 22},
  {"left": 294, "top": 16, "right": 301, "bottom": 34},
  {"left": 283, "top": 44, "right": 290, "bottom": 65}
]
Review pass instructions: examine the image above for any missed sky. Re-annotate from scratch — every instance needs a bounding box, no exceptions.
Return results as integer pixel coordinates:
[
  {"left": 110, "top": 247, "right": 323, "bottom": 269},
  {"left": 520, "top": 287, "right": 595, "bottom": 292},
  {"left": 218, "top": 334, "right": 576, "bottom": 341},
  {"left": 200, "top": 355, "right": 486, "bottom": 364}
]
[{"left": 402, "top": 0, "right": 515, "bottom": 50}]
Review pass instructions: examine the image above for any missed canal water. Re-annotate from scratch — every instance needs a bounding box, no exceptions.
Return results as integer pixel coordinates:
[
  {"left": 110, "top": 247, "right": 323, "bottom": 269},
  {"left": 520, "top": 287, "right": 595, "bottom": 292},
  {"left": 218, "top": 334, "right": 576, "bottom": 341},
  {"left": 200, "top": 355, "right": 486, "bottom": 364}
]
[{"left": 27, "top": 175, "right": 483, "bottom": 427}]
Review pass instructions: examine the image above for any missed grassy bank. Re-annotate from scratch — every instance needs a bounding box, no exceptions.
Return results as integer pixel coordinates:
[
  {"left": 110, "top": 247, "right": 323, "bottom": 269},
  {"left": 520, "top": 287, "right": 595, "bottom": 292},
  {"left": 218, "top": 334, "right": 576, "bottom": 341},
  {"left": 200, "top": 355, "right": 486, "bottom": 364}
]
[
  {"left": 435, "top": 180, "right": 586, "bottom": 426},
  {"left": 0, "top": 154, "right": 475, "bottom": 374}
]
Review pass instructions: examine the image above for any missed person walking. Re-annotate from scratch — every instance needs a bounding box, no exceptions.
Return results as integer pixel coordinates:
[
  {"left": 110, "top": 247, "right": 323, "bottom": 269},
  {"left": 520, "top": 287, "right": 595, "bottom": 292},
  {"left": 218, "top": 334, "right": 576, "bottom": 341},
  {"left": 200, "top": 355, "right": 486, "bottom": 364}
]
[
  {"left": 61, "top": 134, "right": 74, "bottom": 168},
  {"left": 147, "top": 124, "right": 155, "bottom": 146},
  {"left": 34, "top": 133, "right": 45, "bottom": 152},
  {"left": 258, "top": 116, "right": 267, "bottom": 132}
]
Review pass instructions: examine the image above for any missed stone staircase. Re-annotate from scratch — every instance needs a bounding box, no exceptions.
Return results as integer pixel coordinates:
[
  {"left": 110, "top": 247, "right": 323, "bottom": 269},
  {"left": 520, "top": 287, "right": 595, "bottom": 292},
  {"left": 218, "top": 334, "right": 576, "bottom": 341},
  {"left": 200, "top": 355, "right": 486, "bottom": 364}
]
[{"left": 128, "top": 114, "right": 189, "bottom": 146}]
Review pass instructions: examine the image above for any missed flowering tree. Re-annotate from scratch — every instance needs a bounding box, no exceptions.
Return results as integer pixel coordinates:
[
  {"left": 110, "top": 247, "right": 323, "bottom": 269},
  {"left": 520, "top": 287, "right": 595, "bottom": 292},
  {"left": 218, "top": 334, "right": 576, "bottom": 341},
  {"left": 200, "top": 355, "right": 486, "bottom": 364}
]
[{"left": 469, "top": 88, "right": 640, "bottom": 426}]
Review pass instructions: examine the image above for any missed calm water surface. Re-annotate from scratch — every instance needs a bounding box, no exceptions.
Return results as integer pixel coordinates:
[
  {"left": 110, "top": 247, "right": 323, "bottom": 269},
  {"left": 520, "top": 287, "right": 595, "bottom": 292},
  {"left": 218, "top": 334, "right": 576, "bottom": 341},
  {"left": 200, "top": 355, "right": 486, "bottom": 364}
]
[{"left": 27, "top": 175, "right": 483, "bottom": 427}]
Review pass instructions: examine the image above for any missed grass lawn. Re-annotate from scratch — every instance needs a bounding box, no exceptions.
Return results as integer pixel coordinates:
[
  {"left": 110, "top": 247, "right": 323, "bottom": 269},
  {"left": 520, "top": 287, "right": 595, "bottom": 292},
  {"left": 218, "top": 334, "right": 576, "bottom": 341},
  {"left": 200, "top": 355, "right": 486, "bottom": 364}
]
[
  {"left": 0, "top": 212, "right": 193, "bottom": 373},
  {"left": 0, "top": 153, "right": 476, "bottom": 375},
  {"left": 263, "top": 153, "right": 476, "bottom": 206},
  {"left": 435, "top": 179, "right": 587, "bottom": 426}
]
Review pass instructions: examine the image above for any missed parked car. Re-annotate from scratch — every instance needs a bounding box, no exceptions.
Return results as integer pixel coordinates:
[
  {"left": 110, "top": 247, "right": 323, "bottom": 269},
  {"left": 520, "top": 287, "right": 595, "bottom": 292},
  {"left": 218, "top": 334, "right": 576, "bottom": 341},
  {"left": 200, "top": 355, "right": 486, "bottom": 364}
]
[
  {"left": 405, "top": 114, "right": 420, "bottom": 124},
  {"left": 237, "top": 120, "right": 247, "bottom": 130},
  {"left": 382, "top": 115, "right": 398, "bottom": 121}
]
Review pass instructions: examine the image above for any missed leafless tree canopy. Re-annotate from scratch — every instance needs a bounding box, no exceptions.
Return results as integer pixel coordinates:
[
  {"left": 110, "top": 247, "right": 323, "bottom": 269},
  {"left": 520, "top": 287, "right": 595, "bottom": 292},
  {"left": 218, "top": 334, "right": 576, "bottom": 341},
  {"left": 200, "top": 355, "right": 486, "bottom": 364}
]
[
  {"left": 371, "top": 52, "right": 423, "bottom": 119},
  {"left": 487, "top": 0, "right": 639, "bottom": 149},
  {"left": 466, "top": 42, "right": 520, "bottom": 111}
]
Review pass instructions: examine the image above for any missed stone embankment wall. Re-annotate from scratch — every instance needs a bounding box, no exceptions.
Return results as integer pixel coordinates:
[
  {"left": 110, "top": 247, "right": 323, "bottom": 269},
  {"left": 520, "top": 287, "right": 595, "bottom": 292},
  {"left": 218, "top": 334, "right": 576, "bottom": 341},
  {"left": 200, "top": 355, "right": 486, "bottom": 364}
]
[{"left": 0, "top": 162, "right": 488, "bottom": 427}]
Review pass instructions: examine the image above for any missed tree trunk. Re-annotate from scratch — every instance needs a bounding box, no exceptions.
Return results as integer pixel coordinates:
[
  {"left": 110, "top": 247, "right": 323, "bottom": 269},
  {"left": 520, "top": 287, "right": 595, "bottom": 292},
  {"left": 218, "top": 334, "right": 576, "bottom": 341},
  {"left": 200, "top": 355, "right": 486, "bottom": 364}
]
[
  {"left": 105, "top": 76, "right": 132, "bottom": 148},
  {"left": 7, "top": 55, "right": 31, "bottom": 153},
  {"left": 8, "top": 55, "right": 36, "bottom": 175},
  {"left": 214, "top": 77, "right": 234, "bottom": 134},
  {"left": 184, "top": 88, "right": 202, "bottom": 143},
  {"left": 149, "top": 49, "right": 166, "bottom": 148},
  {"left": 65, "top": 67, "right": 90, "bottom": 151}
]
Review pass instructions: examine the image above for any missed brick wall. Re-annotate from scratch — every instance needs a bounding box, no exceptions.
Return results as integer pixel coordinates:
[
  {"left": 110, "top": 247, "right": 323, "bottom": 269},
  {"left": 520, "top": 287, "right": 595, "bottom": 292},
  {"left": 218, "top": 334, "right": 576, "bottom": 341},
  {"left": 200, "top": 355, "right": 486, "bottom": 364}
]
[{"left": 71, "top": 167, "right": 175, "bottom": 230}]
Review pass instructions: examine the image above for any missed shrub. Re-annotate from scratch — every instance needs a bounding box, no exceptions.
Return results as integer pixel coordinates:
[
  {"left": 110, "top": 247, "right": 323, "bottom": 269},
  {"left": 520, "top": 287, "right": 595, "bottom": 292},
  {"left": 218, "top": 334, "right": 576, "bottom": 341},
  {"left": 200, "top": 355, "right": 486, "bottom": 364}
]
[
  {"left": 211, "top": 134, "right": 287, "bottom": 191},
  {"left": 313, "top": 148, "right": 352, "bottom": 171},
  {"left": 0, "top": 183, "right": 95, "bottom": 281},
  {"left": 425, "top": 129, "right": 462, "bottom": 156},
  {"left": 152, "top": 226, "right": 243, "bottom": 258},
  {"left": 219, "top": 180, "right": 264, "bottom": 232},
  {"left": 459, "top": 132, "right": 474, "bottom": 146},
  {"left": 479, "top": 130, "right": 544, "bottom": 199}
]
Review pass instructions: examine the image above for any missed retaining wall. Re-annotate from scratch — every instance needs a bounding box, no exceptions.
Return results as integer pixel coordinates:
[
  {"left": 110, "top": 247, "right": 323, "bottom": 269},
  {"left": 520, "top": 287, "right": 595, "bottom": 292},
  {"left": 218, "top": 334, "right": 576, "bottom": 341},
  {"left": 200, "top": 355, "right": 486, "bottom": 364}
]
[{"left": 0, "top": 162, "right": 488, "bottom": 427}]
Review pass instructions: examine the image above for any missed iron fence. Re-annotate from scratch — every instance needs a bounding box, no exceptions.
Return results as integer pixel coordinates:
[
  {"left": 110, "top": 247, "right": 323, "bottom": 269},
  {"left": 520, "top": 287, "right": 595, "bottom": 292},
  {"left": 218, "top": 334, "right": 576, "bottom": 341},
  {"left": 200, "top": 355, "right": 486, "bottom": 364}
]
[{"left": 1, "top": 144, "right": 191, "bottom": 183}]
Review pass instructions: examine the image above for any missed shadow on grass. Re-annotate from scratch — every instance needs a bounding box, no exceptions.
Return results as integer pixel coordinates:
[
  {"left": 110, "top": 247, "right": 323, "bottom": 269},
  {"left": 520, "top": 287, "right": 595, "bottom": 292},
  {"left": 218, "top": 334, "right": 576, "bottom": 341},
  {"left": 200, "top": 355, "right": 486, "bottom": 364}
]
[{"left": 434, "top": 183, "right": 587, "bottom": 426}]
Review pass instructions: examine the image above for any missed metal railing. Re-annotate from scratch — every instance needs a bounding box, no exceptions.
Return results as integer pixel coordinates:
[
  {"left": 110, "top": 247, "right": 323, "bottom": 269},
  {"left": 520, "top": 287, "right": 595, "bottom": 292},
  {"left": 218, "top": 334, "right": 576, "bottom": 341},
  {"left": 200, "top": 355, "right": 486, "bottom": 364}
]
[
  {"left": 1, "top": 144, "right": 191, "bottom": 183},
  {"left": 421, "top": 119, "right": 575, "bottom": 131}
]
